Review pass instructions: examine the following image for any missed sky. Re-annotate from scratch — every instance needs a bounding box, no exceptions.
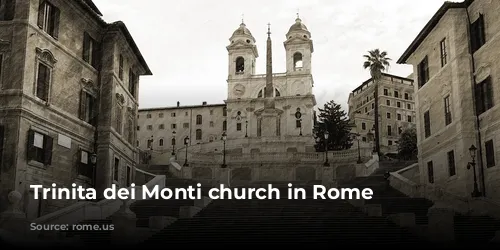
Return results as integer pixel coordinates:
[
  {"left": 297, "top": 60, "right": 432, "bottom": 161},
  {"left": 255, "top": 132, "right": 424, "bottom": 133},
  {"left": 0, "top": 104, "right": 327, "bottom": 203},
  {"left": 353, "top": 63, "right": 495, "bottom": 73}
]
[{"left": 95, "top": 0, "right": 449, "bottom": 110}]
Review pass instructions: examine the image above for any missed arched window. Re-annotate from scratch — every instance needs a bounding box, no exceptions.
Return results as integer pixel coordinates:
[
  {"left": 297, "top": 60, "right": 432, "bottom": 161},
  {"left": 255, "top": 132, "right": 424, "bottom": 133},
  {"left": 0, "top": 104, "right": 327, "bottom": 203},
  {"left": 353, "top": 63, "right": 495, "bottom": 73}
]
[
  {"left": 235, "top": 57, "right": 245, "bottom": 73},
  {"left": 196, "top": 129, "right": 202, "bottom": 140},
  {"left": 258, "top": 90, "right": 263, "bottom": 98},
  {"left": 293, "top": 52, "right": 303, "bottom": 70},
  {"left": 257, "top": 88, "right": 280, "bottom": 98},
  {"left": 171, "top": 138, "right": 176, "bottom": 146},
  {"left": 223, "top": 107, "right": 227, "bottom": 116},
  {"left": 209, "top": 136, "right": 214, "bottom": 142},
  {"left": 196, "top": 115, "right": 202, "bottom": 125},
  {"left": 159, "top": 139, "right": 163, "bottom": 146},
  {"left": 222, "top": 120, "right": 227, "bottom": 131},
  {"left": 275, "top": 88, "right": 281, "bottom": 97}
]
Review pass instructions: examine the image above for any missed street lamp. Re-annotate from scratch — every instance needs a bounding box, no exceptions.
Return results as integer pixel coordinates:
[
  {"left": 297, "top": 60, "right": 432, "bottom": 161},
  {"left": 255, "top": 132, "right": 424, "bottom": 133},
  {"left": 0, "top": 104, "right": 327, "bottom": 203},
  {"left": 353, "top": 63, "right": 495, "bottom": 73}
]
[
  {"left": 171, "top": 130, "right": 176, "bottom": 156},
  {"left": 221, "top": 131, "right": 227, "bottom": 168},
  {"left": 324, "top": 130, "right": 330, "bottom": 167},
  {"left": 467, "top": 144, "right": 482, "bottom": 197},
  {"left": 245, "top": 120, "right": 248, "bottom": 137},
  {"left": 183, "top": 137, "right": 189, "bottom": 167},
  {"left": 351, "top": 133, "right": 362, "bottom": 164}
]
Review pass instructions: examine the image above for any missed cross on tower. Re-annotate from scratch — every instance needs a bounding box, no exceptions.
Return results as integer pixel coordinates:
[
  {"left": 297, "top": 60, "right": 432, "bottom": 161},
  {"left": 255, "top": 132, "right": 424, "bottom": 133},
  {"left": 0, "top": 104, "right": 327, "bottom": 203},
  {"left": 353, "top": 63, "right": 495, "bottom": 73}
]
[
  {"left": 297, "top": 8, "right": 300, "bottom": 19},
  {"left": 241, "top": 14, "right": 244, "bottom": 23},
  {"left": 267, "top": 22, "right": 271, "bottom": 36}
]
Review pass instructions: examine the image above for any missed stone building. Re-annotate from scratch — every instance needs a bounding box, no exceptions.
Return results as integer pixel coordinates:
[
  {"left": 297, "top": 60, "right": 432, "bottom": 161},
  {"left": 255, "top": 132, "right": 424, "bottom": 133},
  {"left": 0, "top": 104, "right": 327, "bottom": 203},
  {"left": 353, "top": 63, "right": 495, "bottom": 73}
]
[
  {"left": 138, "top": 16, "right": 317, "bottom": 161},
  {"left": 0, "top": 0, "right": 151, "bottom": 218},
  {"left": 397, "top": 0, "right": 500, "bottom": 200},
  {"left": 348, "top": 73, "right": 416, "bottom": 154},
  {"left": 137, "top": 102, "right": 226, "bottom": 154}
]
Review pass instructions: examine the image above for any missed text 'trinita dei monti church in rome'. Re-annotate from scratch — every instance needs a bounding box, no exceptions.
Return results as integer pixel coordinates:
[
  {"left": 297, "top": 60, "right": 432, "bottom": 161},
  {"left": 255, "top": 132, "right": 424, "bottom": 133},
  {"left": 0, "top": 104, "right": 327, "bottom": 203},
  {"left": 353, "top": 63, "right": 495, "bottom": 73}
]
[{"left": 137, "top": 17, "right": 318, "bottom": 169}]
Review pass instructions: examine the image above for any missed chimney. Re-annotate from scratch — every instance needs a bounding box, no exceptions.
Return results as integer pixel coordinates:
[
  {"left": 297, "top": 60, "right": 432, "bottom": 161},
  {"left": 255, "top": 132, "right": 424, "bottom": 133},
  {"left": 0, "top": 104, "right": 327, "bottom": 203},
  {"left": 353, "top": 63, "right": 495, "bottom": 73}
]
[
  {"left": 202, "top": 101, "right": 207, "bottom": 106},
  {"left": 177, "top": 101, "right": 180, "bottom": 107}
]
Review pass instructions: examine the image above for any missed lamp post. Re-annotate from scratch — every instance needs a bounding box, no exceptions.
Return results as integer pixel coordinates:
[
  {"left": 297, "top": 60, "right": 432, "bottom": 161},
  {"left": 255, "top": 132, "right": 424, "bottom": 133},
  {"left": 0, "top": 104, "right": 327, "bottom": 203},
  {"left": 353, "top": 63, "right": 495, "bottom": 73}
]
[
  {"left": 91, "top": 153, "right": 97, "bottom": 188},
  {"left": 351, "top": 133, "right": 362, "bottom": 164},
  {"left": 171, "top": 130, "right": 176, "bottom": 156},
  {"left": 467, "top": 144, "right": 482, "bottom": 197},
  {"left": 323, "top": 130, "right": 330, "bottom": 167},
  {"left": 245, "top": 120, "right": 248, "bottom": 138},
  {"left": 183, "top": 137, "right": 189, "bottom": 167},
  {"left": 221, "top": 131, "right": 227, "bottom": 168}
]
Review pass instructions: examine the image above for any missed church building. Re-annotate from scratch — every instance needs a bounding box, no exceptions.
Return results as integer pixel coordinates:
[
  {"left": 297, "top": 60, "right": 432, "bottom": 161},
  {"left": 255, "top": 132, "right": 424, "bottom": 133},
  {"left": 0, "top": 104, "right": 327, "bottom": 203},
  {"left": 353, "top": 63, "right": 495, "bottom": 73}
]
[{"left": 137, "top": 16, "right": 317, "bottom": 157}]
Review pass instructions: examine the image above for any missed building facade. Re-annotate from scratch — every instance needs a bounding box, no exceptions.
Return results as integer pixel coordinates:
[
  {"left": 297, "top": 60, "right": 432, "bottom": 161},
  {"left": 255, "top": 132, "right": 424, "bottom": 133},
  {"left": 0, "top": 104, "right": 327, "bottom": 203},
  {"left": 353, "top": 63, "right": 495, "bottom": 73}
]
[
  {"left": 0, "top": 0, "right": 151, "bottom": 218},
  {"left": 397, "top": 0, "right": 500, "bottom": 199},
  {"left": 137, "top": 102, "right": 226, "bottom": 154},
  {"left": 348, "top": 73, "right": 416, "bottom": 154},
  {"left": 138, "top": 17, "right": 317, "bottom": 160}
]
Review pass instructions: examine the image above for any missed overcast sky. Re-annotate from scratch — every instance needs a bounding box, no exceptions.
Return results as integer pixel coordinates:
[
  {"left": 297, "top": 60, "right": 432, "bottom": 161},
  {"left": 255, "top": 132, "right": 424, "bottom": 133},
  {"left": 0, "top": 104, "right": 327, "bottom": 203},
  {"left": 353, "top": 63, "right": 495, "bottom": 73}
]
[{"left": 95, "top": 0, "right": 447, "bottom": 110}]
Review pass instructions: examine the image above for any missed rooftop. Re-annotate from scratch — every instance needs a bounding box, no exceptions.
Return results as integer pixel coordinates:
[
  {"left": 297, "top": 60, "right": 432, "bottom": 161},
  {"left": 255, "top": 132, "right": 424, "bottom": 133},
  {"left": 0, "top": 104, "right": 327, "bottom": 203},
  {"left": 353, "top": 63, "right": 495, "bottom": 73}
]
[
  {"left": 139, "top": 103, "right": 226, "bottom": 112},
  {"left": 351, "top": 72, "right": 414, "bottom": 93}
]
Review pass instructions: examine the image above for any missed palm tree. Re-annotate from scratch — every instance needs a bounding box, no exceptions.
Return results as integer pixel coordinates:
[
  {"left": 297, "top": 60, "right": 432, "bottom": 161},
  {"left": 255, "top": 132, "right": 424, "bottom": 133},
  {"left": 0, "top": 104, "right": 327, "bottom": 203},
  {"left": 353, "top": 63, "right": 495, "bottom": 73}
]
[{"left": 363, "top": 49, "right": 391, "bottom": 156}]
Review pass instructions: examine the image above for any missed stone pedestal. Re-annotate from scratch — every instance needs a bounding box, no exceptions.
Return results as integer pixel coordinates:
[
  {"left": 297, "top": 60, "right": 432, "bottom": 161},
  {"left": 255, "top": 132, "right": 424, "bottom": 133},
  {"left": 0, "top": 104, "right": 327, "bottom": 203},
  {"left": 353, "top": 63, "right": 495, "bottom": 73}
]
[
  {"left": 0, "top": 191, "right": 32, "bottom": 238},
  {"left": 322, "top": 167, "right": 336, "bottom": 188},
  {"left": 220, "top": 168, "right": 231, "bottom": 187},
  {"left": 427, "top": 206, "right": 455, "bottom": 242},
  {"left": 111, "top": 199, "right": 137, "bottom": 245}
]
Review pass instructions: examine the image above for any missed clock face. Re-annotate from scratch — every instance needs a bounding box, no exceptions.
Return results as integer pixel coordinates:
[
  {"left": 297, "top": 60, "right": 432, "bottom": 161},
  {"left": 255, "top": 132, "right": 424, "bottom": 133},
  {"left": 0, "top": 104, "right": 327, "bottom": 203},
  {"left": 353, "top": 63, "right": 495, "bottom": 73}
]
[{"left": 233, "top": 84, "right": 245, "bottom": 96}]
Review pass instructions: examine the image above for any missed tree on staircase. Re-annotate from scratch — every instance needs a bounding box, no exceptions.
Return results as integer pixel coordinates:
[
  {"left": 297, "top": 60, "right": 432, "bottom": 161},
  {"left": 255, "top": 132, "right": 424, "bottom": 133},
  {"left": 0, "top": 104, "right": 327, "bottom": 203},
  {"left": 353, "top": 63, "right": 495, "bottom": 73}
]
[
  {"left": 397, "top": 127, "right": 417, "bottom": 160},
  {"left": 313, "top": 100, "right": 353, "bottom": 151}
]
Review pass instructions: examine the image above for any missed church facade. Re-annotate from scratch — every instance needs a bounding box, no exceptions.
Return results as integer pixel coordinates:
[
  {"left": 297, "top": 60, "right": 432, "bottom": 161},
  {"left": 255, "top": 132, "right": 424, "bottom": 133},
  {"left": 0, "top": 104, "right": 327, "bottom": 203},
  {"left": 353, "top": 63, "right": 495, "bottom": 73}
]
[{"left": 137, "top": 17, "right": 317, "bottom": 157}]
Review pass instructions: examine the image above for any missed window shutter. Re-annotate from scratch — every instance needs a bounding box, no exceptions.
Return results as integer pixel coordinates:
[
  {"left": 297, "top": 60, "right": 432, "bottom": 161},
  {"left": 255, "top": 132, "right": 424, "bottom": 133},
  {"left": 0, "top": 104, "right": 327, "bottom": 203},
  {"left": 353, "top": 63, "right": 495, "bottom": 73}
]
[
  {"left": 43, "top": 65, "right": 51, "bottom": 101},
  {"left": 4, "top": 0, "right": 15, "bottom": 21},
  {"left": 475, "top": 83, "right": 483, "bottom": 115},
  {"left": 83, "top": 32, "right": 90, "bottom": 62},
  {"left": 51, "top": 7, "right": 60, "bottom": 39},
  {"left": 27, "top": 129, "right": 35, "bottom": 161},
  {"left": 91, "top": 96, "right": 98, "bottom": 127},
  {"left": 43, "top": 135, "right": 53, "bottom": 165},
  {"left": 37, "top": 1, "right": 45, "bottom": 28},
  {"left": 79, "top": 89, "right": 87, "bottom": 120},
  {"left": 92, "top": 40, "right": 101, "bottom": 69}
]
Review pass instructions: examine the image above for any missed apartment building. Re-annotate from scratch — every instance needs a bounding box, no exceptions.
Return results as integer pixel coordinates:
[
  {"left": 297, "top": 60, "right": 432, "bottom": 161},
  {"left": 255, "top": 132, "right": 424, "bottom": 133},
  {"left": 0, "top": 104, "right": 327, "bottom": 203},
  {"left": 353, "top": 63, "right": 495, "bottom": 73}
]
[
  {"left": 0, "top": 0, "right": 151, "bottom": 217},
  {"left": 397, "top": 0, "right": 500, "bottom": 199},
  {"left": 348, "top": 73, "right": 416, "bottom": 154}
]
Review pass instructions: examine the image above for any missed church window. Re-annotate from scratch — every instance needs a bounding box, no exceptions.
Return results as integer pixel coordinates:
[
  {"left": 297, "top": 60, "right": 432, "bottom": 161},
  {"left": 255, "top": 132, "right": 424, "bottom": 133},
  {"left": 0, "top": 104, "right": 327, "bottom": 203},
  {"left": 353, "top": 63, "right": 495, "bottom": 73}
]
[
  {"left": 293, "top": 52, "right": 303, "bottom": 70},
  {"left": 196, "top": 115, "right": 202, "bottom": 125},
  {"left": 235, "top": 57, "right": 244, "bottom": 74},
  {"left": 159, "top": 139, "right": 164, "bottom": 146}
]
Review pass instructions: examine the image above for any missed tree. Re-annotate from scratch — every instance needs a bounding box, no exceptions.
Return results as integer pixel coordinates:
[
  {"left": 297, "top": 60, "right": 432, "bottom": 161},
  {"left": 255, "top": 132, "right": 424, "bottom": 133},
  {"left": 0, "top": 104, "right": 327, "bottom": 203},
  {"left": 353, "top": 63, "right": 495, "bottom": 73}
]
[
  {"left": 363, "top": 49, "right": 391, "bottom": 155},
  {"left": 313, "top": 100, "right": 353, "bottom": 152},
  {"left": 398, "top": 127, "right": 418, "bottom": 160}
]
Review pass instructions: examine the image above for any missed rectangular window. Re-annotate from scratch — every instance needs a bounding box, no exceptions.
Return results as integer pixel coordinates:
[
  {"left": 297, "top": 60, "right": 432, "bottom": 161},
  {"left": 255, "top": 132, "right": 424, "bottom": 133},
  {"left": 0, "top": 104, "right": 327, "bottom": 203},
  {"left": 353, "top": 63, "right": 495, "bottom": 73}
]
[
  {"left": 78, "top": 149, "right": 93, "bottom": 179},
  {"left": 440, "top": 38, "right": 448, "bottom": 67},
  {"left": 113, "top": 158, "right": 119, "bottom": 182},
  {"left": 237, "top": 123, "right": 242, "bottom": 131},
  {"left": 27, "top": 130, "right": 53, "bottom": 165},
  {"left": 115, "top": 103, "right": 123, "bottom": 134},
  {"left": 147, "top": 114, "right": 152, "bottom": 119},
  {"left": 387, "top": 125, "right": 392, "bottom": 136},
  {"left": 427, "top": 161, "right": 434, "bottom": 184},
  {"left": 118, "top": 54, "right": 124, "bottom": 80},
  {"left": 404, "top": 93, "right": 409, "bottom": 100},
  {"left": 384, "top": 89, "right": 388, "bottom": 96},
  {"left": 36, "top": 63, "right": 51, "bottom": 102},
  {"left": 470, "top": 14, "right": 486, "bottom": 53},
  {"left": 79, "top": 90, "right": 96, "bottom": 126},
  {"left": 485, "top": 140, "right": 496, "bottom": 168},
  {"left": 128, "top": 69, "right": 136, "bottom": 97},
  {"left": 397, "top": 102, "right": 401, "bottom": 108},
  {"left": 210, "top": 121, "right": 214, "bottom": 127},
  {"left": 171, "top": 124, "right": 176, "bottom": 129},
  {"left": 418, "top": 56, "right": 429, "bottom": 88},
  {"left": 424, "top": 111, "right": 431, "bottom": 138},
  {"left": 447, "top": 150, "right": 456, "bottom": 176},
  {"left": 361, "top": 123, "right": 366, "bottom": 130},
  {"left": 83, "top": 32, "right": 100, "bottom": 68},
  {"left": 397, "top": 114, "right": 402, "bottom": 121},
  {"left": 137, "top": 126, "right": 140, "bottom": 131},
  {"left": 222, "top": 121, "right": 227, "bottom": 131},
  {"left": 159, "top": 113, "right": 164, "bottom": 118},
  {"left": 159, "top": 124, "right": 164, "bottom": 130},
  {"left": 147, "top": 125, "right": 152, "bottom": 130},
  {"left": 408, "top": 115, "right": 412, "bottom": 123},
  {"left": 394, "top": 91, "right": 399, "bottom": 98},
  {"left": 37, "top": 1, "right": 60, "bottom": 39},
  {"left": 444, "top": 95, "right": 452, "bottom": 125},
  {"left": 196, "top": 129, "right": 202, "bottom": 140},
  {"left": 183, "top": 123, "right": 189, "bottom": 128},
  {"left": 171, "top": 112, "right": 176, "bottom": 117},
  {"left": 0, "top": 0, "right": 15, "bottom": 21},
  {"left": 386, "top": 100, "right": 390, "bottom": 106},
  {"left": 475, "top": 77, "right": 494, "bottom": 115},
  {"left": 407, "top": 103, "right": 411, "bottom": 110},
  {"left": 295, "top": 120, "right": 301, "bottom": 128},
  {"left": 398, "top": 127, "right": 403, "bottom": 135},
  {"left": 386, "top": 112, "right": 391, "bottom": 119}
]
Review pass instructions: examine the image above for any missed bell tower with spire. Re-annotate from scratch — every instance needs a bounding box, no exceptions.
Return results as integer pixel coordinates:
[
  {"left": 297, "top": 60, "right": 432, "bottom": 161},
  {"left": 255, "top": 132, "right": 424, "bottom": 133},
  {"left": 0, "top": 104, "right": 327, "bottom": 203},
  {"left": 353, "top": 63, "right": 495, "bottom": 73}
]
[
  {"left": 284, "top": 14, "right": 314, "bottom": 74},
  {"left": 227, "top": 19, "right": 258, "bottom": 80}
]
